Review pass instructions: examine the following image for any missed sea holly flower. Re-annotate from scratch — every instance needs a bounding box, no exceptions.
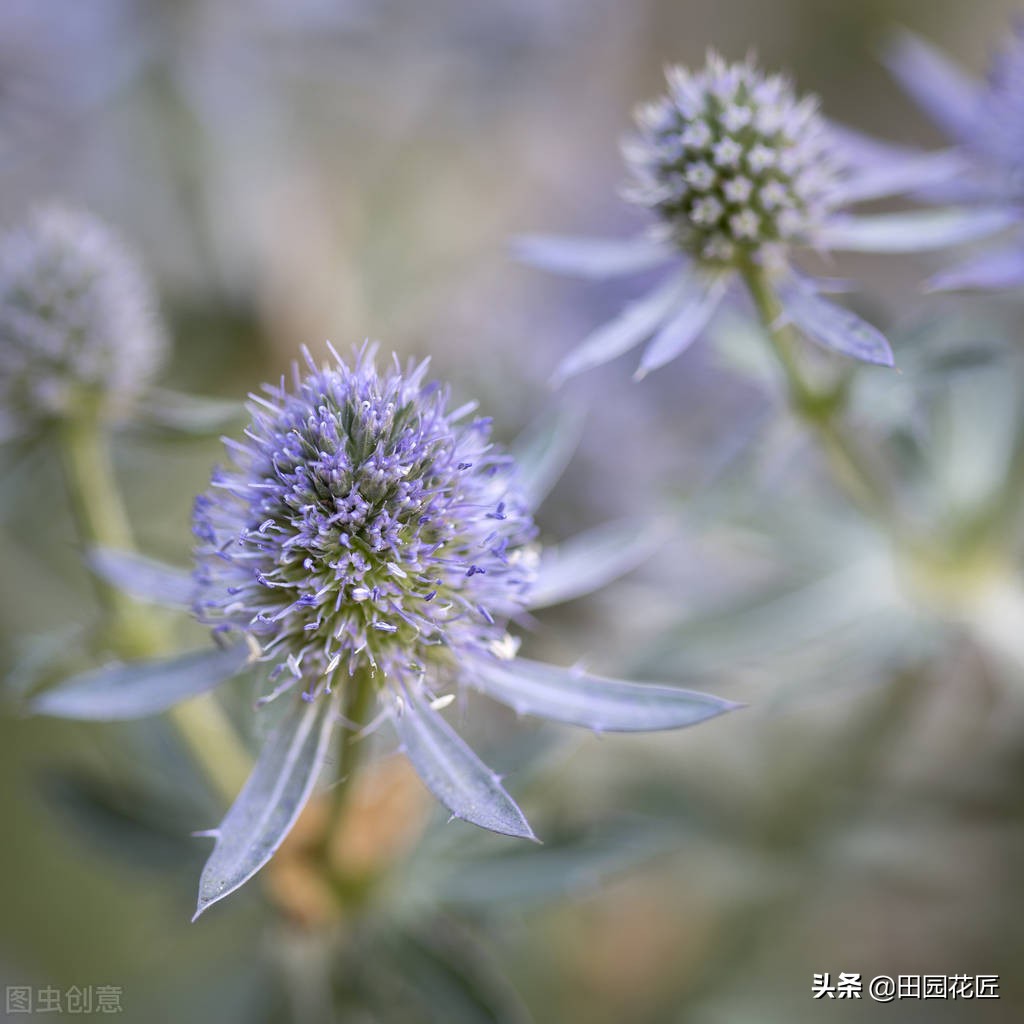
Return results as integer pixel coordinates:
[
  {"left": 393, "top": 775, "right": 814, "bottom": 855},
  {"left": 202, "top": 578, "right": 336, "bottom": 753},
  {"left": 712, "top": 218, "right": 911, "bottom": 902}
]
[
  {"left": 515, "top": 52, "right": 1010, "bottom": 381},
  {"left": 886, "top": 24, "right": 1024, "bottom": 290},
  {"left": 0, "top": 204, "right": 242, "bottom": 445},
  {"left": 32, "top": 343, "right": 739, "bottom": 917},
  {"left": 0, "top": 205, "right": 168, "bottom": 441}
]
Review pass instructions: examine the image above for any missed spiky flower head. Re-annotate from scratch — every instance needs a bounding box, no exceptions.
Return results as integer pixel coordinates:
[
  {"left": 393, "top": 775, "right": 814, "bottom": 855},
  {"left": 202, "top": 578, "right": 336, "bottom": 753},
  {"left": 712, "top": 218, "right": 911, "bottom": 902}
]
[
  {"left": 192, "top": 344, "right": 538, "bottom": 701},
  {"left": 624, "top": 52, "right": 843, "bottom": 269},
  {"left": 0, "top": 205, "right": 167, "bottom": 438}
]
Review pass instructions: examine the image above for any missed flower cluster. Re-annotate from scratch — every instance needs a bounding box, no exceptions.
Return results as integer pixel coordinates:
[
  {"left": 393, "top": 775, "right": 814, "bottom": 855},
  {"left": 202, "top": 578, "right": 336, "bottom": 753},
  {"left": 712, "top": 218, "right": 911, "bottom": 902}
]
[
  {"left": 517, "top": 51, "right": 1007, "bottom": 381},
  {"left": 192, "top": 343, "right": 538, "bottom": 700},
  {"left": 0, "top": 205, "right": 166, "bottom": 438},
  {"left": 624, "top": 54, "right": 842, "bottom": 269}
]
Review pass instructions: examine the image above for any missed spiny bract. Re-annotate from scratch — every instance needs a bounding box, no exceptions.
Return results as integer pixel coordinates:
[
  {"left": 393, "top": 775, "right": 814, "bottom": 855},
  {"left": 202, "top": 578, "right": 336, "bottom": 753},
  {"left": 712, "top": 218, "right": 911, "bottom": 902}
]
[
  {"left": 624, "top": 52, "right": 842, "bottom": 268},
  {"left": 0, "top": 204, "right": 166, "bottom": 437},
  {"left": 192, "top": 344, "right": 538, "bottom": 701}
]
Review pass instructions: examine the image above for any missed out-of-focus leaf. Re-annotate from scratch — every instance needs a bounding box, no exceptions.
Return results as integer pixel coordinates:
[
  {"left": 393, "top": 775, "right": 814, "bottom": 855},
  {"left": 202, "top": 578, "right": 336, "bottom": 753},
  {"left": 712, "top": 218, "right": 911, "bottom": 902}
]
[
  {"left": 193, "top": 693, "right": 337, "bottom": 919},
  {"left": 883, "top": 30, "right": 981, "bottom": 146},
  {"left": 817, "top": 208, "right": 1015, "bottom": 254},
  {"left": 468, "top": 654, "right": 741, "bottom": 732},
  {"left": 31, "top": 645, "right": 249, "bottom": 721},
  {"left": 527, "top": 517, "right": 664, "bottom": 610},
  {"left": 3, "top": 624, "right": 89, "bottom": 703},
  {"left": 392, "top": 691, "right": 536, "bottom": 841},
  {"left": 511, "top": 403, "right": 585, "bottom": 509},
  {"left": 776, "top": 279, "right": 893, "bottom": 366},
  {"left": 368, "top": 922, "right": 533, "bottom": 1024},
  {"left": 434, "top": 821, "right": 674, "bottom": 912},
  {"left": 553, "top": 273, "right": 691, "bottom": 383},
  {"left": 132, "top": 387, "right": 243, "bottom": 438},
  {"left": 38, "top": 769, "right": 204, "bottom": 871},
  {"left": 635, "top": 275, "right": 728, "bottom": 378},
  {"left": 512, "top": 233, "right": 673, "bottom": 279},
  {"left": 633, "top": 555, "right": 900, "bottom": 678},
  {"left": 88, "top": 547, "right": 194, "bottom": 607}
]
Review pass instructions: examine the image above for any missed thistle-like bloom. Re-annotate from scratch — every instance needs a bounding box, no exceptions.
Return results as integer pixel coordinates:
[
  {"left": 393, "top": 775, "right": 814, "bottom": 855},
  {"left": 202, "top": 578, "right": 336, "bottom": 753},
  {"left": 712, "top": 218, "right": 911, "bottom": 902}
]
[
  {"left": 0, "top": 205, "right": 167, "bottom": 440},
  {"left": 33, "top": 343, "right": 739, "bottom": 917},
  {"left": 191, "top": 344, "right": 539, "bottom": 697},
  {"left": 887, "top": 23, "right": 1024, "bottom": 290},
  {"left": 516, "top": 52, "right": 1010, "bottom": 380}
]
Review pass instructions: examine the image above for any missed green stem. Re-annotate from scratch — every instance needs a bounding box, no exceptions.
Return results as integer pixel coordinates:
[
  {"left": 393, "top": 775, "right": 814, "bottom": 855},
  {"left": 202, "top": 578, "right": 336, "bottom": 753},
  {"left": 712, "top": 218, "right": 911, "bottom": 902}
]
[
  {"left": 741, "top": 266, "right": 896, "bottom": 529},
  {"left": 58, "top": 419, "right": 136, "bottom": 618},
  {"left": 319, "top": 668, "right": 377, "bottom": 861},
  {"left": 55, "top": 416, "right": 250, "bottom": 805}
]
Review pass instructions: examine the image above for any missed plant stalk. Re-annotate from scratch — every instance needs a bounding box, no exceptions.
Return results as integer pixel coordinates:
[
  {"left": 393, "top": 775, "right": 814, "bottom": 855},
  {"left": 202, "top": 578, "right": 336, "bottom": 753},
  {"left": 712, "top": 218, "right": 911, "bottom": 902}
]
[
  {"left": 742, "top": 266, "right": 896, "bottom": 530},
  {"left": 55, "top": 416, "right": 250, "bottom": 805}
]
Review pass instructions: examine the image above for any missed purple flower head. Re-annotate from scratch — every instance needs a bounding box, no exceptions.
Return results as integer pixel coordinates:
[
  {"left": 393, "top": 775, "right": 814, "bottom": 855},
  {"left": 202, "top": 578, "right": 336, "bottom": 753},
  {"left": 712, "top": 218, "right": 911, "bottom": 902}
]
[
  {"left": 516, "top": 51, "right": 1009, "bottom": 380},
  {"left": 624, "top": 53, "right": 843, "bottom": 269},
  {"left": 36, "top": 343, "right": 739, "bottom": 918},
  {"left": 0, "top": 205, "right": 167, "bottom": 439},
  {"left": 192, "top": 342, "right": 538, "bottom": 698}
]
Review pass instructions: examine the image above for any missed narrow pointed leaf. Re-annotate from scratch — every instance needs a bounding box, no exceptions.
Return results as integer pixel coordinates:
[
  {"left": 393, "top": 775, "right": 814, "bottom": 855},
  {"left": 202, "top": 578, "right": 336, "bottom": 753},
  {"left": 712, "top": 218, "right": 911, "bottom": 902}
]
[
  {"left": 512, "top": 234, "right": 674, "bottom": 279},
  {"left": 88, "top": 547, "right": 194, "bottom": 607},
  {"left": 392, "top": 691, "right": 536, "bottom": 840},
  {"left": 816, "top": 208, "right": 1015, "bottom": 253},
  {"left": 527, "top": 518, "right": 665, "bottom": 610},
  {"left": 193, "top": 694, "right": 337, "bottom": 919},
  {"left": 835, "top": 149, "right": 967, "bottom": 204},
  {"left": 554, "top": 273, "right": 691, "bottom": 384},
  {"left": 884, "top": 31, "right": 981, "bottom": 146},
  {"left": 636, "top": 276, "right": 728, "bottom": 377},
  {"left": 776, "top": 281, "right": 893, "bottom": 366},
  {"left": 135, "top": 388, "right": 243, "bottom": 438},
  {"left": 928, "top": 243, "right": 1024, "bottom": 291},
  {"left": 469, "top": 655, "right": 741, "bottom": 732},
  {"left": 31, "top": 645, "right": 249, "bottom": 721},
  {"left": 511, "top": 403, "right": 585, "bottom": 509}
]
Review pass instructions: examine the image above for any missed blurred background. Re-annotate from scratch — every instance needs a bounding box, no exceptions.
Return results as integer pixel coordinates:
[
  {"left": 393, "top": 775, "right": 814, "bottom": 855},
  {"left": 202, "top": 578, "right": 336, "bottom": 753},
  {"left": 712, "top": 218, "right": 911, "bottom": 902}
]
[{"left": 3, "top": 0, "right": 1024, "bottom": 1020}]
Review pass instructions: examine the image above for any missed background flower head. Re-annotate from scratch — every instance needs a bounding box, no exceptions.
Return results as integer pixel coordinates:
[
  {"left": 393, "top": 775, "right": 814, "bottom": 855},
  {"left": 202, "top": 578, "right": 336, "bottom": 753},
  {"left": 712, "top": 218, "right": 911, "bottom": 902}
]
[
  {"left": 0, "top": 204, "right": 167, "bottom": 439},
  {"left": 517, "top": 51, "right": 1009, "bottom": 381},
  {"left": 624, "top": 52, "right": 842, "bottom": 271}
]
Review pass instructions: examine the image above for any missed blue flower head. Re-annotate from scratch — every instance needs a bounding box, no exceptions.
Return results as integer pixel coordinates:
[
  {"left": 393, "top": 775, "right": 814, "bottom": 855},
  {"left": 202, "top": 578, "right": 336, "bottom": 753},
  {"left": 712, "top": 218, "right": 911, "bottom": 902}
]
[
  {"left": 623, "top": 53, "right": 842, "bottom": 270},
  {"left": 517, "top": 51, "right": 1009, "bottom": 380},
  {"left": 0, "top": 205, "right": 167, "bottom": 439},
  {"left": 35, "top": 342, "right": 740, "bottom": 917},
  {"left": 192, "top": 342, "right": 538, "bottom": 699}
]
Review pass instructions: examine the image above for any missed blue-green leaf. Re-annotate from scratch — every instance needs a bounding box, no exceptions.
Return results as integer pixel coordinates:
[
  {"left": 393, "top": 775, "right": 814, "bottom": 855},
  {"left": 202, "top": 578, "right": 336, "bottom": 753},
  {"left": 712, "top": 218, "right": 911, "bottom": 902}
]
[
  {"left": 468, "top": 655, "right": 741, "bottom": 732},
  {"left": 31, "top": 645, "right": 249, "bottom": 721},
  {"left": 511, "top": 403, "right": 585, "bottom": 509},
  {"left": 527, "top": 518, "right": 665, "bottom": 610},
  {"left": 193, "top": 694, "right": 337, "bottom": 919},
  {"left": 512, "top": 233, "right": 674, "bottom": 279},
  {"left": 88, "top": 547, "right": 194, "bottom": 607},
  {"left": 392, "top": 692, "right": 537, "bottom": 841},
  {"left": 135, "top": 388, "right": 243, "bottom": 437}
]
